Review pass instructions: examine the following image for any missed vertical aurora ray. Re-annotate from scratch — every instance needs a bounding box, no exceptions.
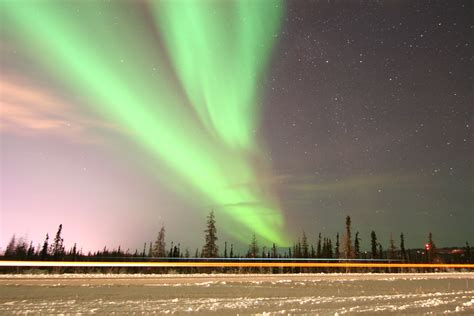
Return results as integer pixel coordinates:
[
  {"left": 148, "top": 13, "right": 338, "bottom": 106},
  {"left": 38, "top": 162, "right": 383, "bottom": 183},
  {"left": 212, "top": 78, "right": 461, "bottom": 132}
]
[
  {"left": 1, "top": 1, "right": 289, "bottom": 245},
  {"left": 153, "top": 1, "right": 283, "bottom": 149}
]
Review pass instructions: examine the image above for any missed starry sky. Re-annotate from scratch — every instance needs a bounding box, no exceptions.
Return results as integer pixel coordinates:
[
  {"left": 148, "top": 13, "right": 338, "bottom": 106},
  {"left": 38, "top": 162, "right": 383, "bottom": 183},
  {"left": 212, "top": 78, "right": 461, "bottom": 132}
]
[{"left": 1, "top": 0, "right": 472, "bottom": 253}]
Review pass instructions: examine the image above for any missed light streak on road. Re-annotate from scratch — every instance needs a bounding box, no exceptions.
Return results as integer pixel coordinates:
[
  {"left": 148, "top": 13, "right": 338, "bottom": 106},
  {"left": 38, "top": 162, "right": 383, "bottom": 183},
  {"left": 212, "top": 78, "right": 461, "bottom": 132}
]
[{"left": 0, "top": 261, "right": 472, "bottom": 269}]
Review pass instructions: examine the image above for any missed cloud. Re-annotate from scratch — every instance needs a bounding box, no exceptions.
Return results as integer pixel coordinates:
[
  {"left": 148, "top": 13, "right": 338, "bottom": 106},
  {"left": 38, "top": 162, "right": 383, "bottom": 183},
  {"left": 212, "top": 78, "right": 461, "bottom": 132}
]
[
  {"left": 0, "top": 76, "right": 114, "bottom": 143},
  {"left": 285, "top": 173, "right": 421, "bottom": 193}
]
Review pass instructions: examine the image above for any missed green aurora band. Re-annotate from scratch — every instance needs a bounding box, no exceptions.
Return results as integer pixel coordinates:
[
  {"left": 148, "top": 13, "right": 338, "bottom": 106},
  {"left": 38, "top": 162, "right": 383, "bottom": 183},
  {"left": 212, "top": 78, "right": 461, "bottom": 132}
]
[{"left": 2, "top": 1, "right": 290, "bottom": 245}]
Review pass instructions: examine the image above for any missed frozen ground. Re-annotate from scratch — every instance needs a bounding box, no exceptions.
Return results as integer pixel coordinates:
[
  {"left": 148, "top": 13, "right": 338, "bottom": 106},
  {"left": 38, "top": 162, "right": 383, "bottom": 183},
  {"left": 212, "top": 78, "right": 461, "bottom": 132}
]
[{"left": 0, "top": 273, "right": 473, "bottom": 314}]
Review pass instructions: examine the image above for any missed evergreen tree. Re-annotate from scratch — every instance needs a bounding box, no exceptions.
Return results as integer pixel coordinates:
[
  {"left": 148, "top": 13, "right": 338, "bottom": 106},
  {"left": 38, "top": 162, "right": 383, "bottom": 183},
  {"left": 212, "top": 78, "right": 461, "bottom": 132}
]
[
  {"left": 354, "top": 231, "right": 361, "bottom": 258},
  {"left": 272, "top": 243, "right": 278, "bottom": 258},
  {"left": 202, "top": 210, "right": 219, "bottom": 258},
  {"left": 40, "top": 234, "right": 49, "bottom": 259},
  {"left": 378, "top": 243, "right": 384, "bottom": 259},
  {"left": 400, "top": 233, "right": 407, "bottom": 261},
  {"left": 168, "top": 241, "right": 174, "bottom": 257},
  {"left": 344, "top": 216, "right": 353, "bottom": 258},
  {"left": 371, "top": 231, "right": 378, "bottom": 259},
  {"left": 317, "top": 233, "right": 322, "bottom": 258},
  {"left": 294, "top": 240, "right": 301, "bottom": 258},
  {"left": 51, "top": 224, "right": 65, "bottom": 259},
  {"left": 71, "top": 243, "right": 77, "bottom": 259},
  {"left": 248, "top": 233, "right": 259, "bottom": 258},
  {"left": 230, "top": 244, "right": 234, "bottom": 258},
  {"left": 465, "top": 242, "right": 471, "bottom": 263},
  {"left": 328, "top": 238, "right": 333, "bottom": 258},
  {"left": 388, "top": 234, "right": 397, "bottom": 259},
  {"left": 224, "top": 241, "right": 228, "bottom": 258},
  {"left": 322, "top": 238, "right": 327, "bottom": 257},
  {"left": 172, "top": 243, "right": 180, "bottom": 257},
  {"left": 335, "top": 233, "right": 340, "bottom": 258},
  {"left": 301, "top": 231, "right": 309, "bottom": 258},
  {"left": 4, "top": 235, "right": 16, "bottom": 258},
  {"left": 15, "top": 237, "right": 28, "bottom": 259},
  {"left": 426, "top": 232, "right": 436, "bottom": 263},
  {"left": 152, "top": 225, "right": 166, "bottom": 257},
  {"left": 148, "top": 241, "right": 153, "bottom": 257},
  {"left": 27, "top": 241, "right": 35, "bottom": 259}
]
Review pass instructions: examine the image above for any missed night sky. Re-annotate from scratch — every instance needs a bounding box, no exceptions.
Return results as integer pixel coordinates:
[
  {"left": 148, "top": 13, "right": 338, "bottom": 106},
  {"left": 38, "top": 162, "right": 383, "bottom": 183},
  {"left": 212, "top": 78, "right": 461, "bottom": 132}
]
[{"left": 1, "top": 0, "right": 472, "bottom": 253}]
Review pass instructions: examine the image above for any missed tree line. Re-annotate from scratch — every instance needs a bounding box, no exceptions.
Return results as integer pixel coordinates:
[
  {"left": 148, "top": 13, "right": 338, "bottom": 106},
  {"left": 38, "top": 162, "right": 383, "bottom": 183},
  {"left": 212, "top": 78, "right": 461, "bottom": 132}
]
[{"left": 2, "top": 213, "right": 472, "bottom": 265}]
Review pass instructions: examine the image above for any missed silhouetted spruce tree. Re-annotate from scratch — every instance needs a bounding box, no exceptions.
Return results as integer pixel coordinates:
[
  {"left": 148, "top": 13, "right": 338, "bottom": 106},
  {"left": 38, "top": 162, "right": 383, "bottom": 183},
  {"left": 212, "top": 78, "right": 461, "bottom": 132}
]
[
  {"left": 328, "top": 238, "right": 333, "bottom": 258},
  {"left": 294, "top": 240, "right": 301, "bottom": 258},
  {"left": 317, "top": 233, "right": 322, "bottom": 258},
  {"left": 172, "top": 243, "right": 180, "bottom": 257},
  {"left": 388, "top": 234, "right": 397, "bottom": 260},
  {"left": 230, "top": 244, "right": 234, "bottom": 258},
  {"left": 102, "top": 246, "right": 109, "bottom": 257},
  {"left": 40, "top": 234, "right": 49, "bottom": 259},
  {"left": 248, "top": 233, "right": 259, "bottom": 258},
  {"left": 223, "top": 241, "right": 228, "bottom": 258},
  {"left": 148, "top": 241, "right": 153, "bottom": 257},
  {"left": 71, "top": 243, "right": 77, "bottom": 260},
  {"left": 27, "top": 241, "right": 35, "bottom": 259},
  {"left": 427, "top": 232, "right": 436, "bottom": 263},
  {"left": 354, "top": 232, "right": 361, "bottom": 258},
  {"left": 370, "top": 231, "right": 378, "bottom": 259},
  {"left": 15, "top": 237, "right": 28, "bottom": 259},
  {"left": 322, "top": 238, "right": 328, "bottom": 257},
  {"left": 400, "top": 233, "right": 407, "bottom": 261},
  {"left": 378, "top": 243, "right": 384, "bottom": 259},
  {"left": 202, "top": 211, "right": 218, "bottom": 258},
  {"left": 465, "top": 242, "right": 471, "bottom": 263},
  {"left": 272, "top": 243, "right": 278, "bottom": 258},
  {"left": 51, "top": 224, "right": 65, "bottom": 259},
  {"left": 152, "top": 225, "right": 166, "bottom": 257},
  {"left": 344, "top": 216, "right": 353, "bottom": 258},
  {"left": 301, "top": 231, "right": 309, "bottom": 258},
  {"left": 335, "top": 233, "right": 340, "bottom": 258},
  {"left": 4, "top": 235, "right": 16, "bottom": 258}
]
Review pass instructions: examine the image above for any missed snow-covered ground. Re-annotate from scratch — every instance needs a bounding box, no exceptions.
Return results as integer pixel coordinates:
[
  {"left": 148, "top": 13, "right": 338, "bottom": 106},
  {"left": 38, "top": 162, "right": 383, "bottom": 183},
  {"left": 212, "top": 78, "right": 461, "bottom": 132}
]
[{"left": 0, "top": 273, "right": 472, "bottom": 314}]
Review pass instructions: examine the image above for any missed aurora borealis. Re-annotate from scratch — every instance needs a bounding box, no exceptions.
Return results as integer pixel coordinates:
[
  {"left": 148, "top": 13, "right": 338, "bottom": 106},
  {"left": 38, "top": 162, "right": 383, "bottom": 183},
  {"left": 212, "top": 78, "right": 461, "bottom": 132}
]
[
  {"left": 1, "top": 1, "right": 472, "bottom": 252},
  {"left": 2, "top": 0, "right": 289, "bottom": 246}
]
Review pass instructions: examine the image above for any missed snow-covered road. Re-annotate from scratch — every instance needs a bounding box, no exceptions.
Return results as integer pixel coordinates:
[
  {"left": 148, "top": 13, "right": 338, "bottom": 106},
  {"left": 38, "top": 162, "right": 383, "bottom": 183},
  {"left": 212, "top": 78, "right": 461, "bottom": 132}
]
[{"left": 1, "top": 273, "right": 472, "bottom": 314}]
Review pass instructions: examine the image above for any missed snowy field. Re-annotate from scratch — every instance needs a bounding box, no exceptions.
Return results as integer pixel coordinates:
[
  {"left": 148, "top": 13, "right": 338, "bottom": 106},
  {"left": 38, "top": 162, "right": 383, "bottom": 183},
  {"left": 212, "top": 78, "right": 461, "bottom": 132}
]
[{"left": 0, "top": 273, "right": 473, "bottom": 314}]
